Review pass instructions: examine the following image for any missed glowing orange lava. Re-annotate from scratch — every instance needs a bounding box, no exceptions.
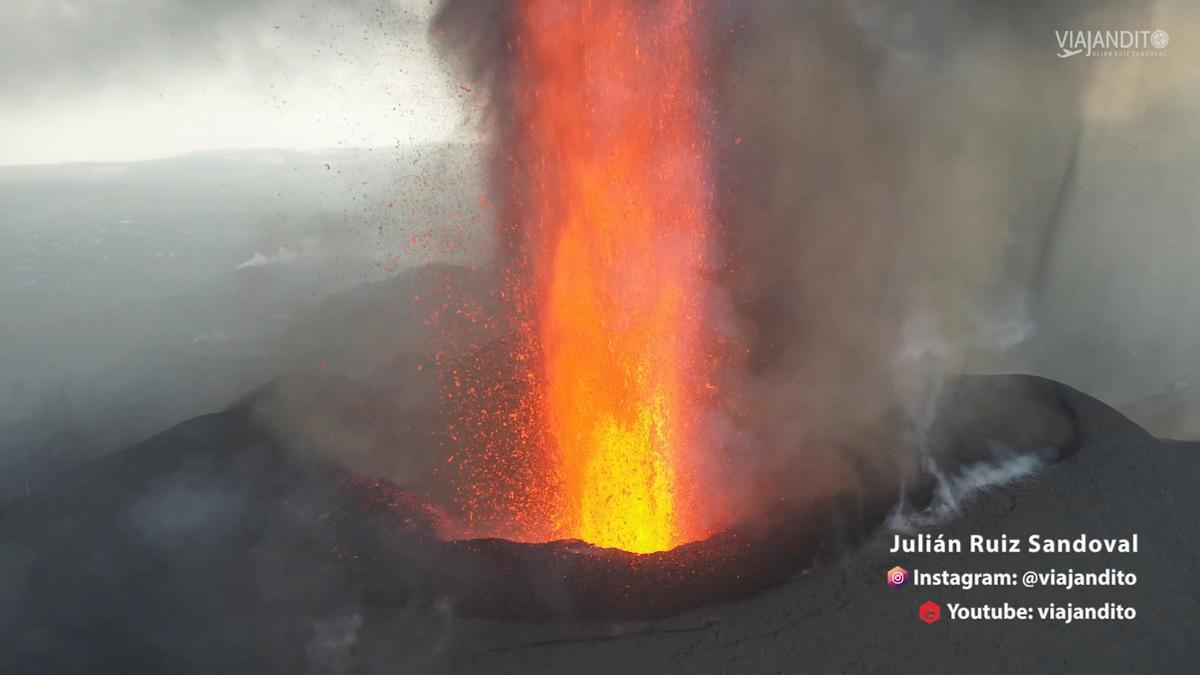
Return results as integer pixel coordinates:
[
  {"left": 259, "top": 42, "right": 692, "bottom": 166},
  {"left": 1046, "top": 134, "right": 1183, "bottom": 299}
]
[
  {"left": 517, "top": 0, "right": 713, "bottom": 553},
  {"left": 448, "top": 0, "right": 715, "bottom": 554}
]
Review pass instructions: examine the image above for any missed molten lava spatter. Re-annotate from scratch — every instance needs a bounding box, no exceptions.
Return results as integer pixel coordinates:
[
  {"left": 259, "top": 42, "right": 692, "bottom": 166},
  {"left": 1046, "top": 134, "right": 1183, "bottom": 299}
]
[
  {"left": 521, "top": 0, "right": 712, "bottom": 553},
  {"left": 448, "top": 0, "right": 715, "bottom": 554}
]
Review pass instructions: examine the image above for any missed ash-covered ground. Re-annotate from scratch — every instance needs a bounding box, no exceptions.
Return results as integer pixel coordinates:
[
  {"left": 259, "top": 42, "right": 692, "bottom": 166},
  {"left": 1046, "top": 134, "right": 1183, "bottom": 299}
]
[{"left": 1, "top": 374, "right": 1197, "bottom": 673}]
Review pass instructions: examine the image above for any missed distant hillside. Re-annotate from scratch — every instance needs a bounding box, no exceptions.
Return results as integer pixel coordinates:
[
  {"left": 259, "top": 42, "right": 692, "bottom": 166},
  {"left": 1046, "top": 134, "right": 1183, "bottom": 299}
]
[{"left": 0, "top": 145, "right": 490, "bottom": 496}]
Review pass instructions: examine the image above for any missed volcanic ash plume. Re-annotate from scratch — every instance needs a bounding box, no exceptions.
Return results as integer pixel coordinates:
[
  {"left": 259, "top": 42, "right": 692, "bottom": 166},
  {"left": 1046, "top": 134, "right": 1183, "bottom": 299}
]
[{"left": 431, "top": 0, "right": 1125, "bottom": 551}]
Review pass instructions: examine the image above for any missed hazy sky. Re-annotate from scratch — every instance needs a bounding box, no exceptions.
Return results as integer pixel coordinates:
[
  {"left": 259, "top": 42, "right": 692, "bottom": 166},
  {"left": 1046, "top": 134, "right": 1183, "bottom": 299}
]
[{"left": 0, "top": 0, "right": 469, "bottom": 166}]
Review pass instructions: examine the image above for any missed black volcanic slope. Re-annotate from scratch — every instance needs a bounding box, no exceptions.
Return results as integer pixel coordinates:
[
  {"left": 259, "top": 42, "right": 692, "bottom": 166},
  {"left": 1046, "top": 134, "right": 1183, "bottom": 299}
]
[{"left": 2, "top": 375, "right": 1198, "bottom": 674}]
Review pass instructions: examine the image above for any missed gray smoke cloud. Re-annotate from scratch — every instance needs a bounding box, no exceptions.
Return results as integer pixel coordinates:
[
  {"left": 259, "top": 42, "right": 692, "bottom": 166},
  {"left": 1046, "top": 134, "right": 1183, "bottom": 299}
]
[
  {"left": 0, "top": 0, "right": 418, "bottom": 99},
  {"left": 704, "top": 0, "right": 1108, "bottom": 513},
  {"left": 430, "top": 0, "right": 1178, "bottom": 527}
]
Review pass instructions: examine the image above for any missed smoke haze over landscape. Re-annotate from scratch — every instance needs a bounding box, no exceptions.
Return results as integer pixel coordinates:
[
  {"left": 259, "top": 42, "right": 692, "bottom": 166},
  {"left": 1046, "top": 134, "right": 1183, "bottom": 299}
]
[{"left": 2, "top": 0, "right": 1199, "bottom": 515}]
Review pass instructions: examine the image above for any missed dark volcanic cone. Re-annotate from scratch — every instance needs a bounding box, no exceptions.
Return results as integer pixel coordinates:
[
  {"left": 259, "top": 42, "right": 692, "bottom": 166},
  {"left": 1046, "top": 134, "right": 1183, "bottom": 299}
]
[{"left": 1, "top": 374, "right": 1095, "bottom": 675}]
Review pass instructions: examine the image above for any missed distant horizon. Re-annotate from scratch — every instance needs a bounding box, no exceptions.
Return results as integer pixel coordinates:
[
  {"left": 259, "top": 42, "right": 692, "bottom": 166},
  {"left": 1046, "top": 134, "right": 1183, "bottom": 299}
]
[
  {"left": 0, "top": 1, "right": 467, "bottom": 169},
  {"left": 0, "top": 140, "right": 487, "bottom": 171}
]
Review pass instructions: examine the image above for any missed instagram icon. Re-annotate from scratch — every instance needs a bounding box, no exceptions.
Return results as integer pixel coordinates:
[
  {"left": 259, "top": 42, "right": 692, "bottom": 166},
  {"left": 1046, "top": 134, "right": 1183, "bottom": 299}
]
[{"left": 887, "top": 566, "right": 909, "bottom": 588}]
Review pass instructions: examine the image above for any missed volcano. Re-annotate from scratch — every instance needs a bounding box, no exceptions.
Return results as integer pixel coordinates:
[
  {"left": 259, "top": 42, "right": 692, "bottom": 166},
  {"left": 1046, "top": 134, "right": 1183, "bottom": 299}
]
[{"left": 4, "top": 373, "right": 1199, "bottom": 673}]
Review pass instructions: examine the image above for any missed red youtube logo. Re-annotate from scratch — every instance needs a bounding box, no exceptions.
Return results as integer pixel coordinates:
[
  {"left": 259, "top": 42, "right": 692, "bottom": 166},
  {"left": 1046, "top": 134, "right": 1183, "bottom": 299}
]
[{"left": 919, "top": 600, "right": 942, "bottom": 624}]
